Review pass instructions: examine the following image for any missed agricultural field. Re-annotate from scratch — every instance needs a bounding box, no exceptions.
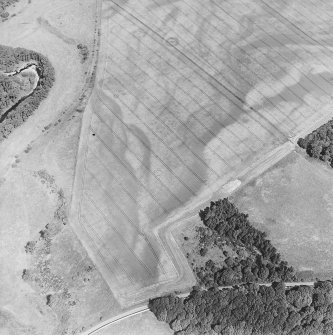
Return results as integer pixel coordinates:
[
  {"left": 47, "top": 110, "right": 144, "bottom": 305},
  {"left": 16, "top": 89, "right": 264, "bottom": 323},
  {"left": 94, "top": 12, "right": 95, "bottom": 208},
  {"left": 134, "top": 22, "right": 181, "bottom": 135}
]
[
  {"left": 233, "top": 150, "right": 333, "bottom": 280},
  {"left": 3, "top": 0, "right": 333, "bottom": 334},
  {"left": 71, "top": 0, "right": 333, "bottom": 308}
]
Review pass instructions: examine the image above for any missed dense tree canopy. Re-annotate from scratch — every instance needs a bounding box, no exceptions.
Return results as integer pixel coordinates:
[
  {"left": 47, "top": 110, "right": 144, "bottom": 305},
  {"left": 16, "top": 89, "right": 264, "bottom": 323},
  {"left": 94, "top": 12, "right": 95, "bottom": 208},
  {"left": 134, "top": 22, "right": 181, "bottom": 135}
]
[
  {"left": 0, "top": 45, "right": 55, "bottom": 139},
  {"left": 0, "top": 73, "right": 21, "bottom": 111},
  {"left": 194, "top": 199, "right": 297, "bottom": 287},
  {"left": 298, "top": 121, "right": 333, "bottom": 165},
  {"left": 150, "top": 281, "right": 333, "bottom": 335},
  {"left": 148, "top": 199, "right": 328, "bottom": 334}
]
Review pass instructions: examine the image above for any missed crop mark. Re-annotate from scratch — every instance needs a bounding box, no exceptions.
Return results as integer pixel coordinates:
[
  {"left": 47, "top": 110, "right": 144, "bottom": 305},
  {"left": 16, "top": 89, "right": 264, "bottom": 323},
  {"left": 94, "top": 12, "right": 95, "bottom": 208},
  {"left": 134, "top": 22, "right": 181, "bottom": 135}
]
[
  {"left": 104, "top": 38, "right": 245, "bottom": 162},
  {"left": 95, "top": 81, "right": 208, "bottom": 192},
  {"left": 88, "top": 124, "right": 175, "bottom": 212},
  {"left": 139, "top": 0, "right": 331, "bottom": 122},
  {"left": 108, "top": 4, "right": 285, "bottom": 141},
  {"left": 208, "top": 0, "right": 333, "bottom": 96},
  {"left": 81, "top": 215, "right": 137, "bottom": 285},
  {"left": 102, "top": 59, "right": 230, "bottom": 172},
  {"left": 105, "top": 39, "right": 251, "bottom": 159},
  {"left": 179, "top": 0, "right": 332, "bottom": 122},
  {"left": 111, "top": 1, "right": 288, "bottom": 133},
  {"left": 107, "top": 18, "right": 265, "bottom": 146},
  {"left": 83, "top": 189, "right": 163, "bottom": 277},
  {"left": 259, "top": 0, "right": 333, "bottom": 58},
  {"left": 90, "top": 118, "right": 184, "bottom": 205},
  {"left": 135, "top": 0, "right": 324, "bottom": 126},
  {"left": 85, "top": 187, "right": 165, "bottom": 277},
  {"left": 88, "top": 149, "right": 167, "bottom": 217}
]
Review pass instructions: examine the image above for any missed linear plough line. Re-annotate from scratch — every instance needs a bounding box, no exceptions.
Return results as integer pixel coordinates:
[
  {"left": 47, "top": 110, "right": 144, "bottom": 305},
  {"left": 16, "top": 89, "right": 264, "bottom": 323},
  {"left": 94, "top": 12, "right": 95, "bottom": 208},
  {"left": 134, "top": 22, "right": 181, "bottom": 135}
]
[
  {"left": 87, "top": 151, "right": 144, "bottom": 210},
  {"left": 245, "top": 4, "right": 333, "bottom": 89},
  {"left": 107, "top": 20, "right": 267, "bottom": 146},
  {"left": 75, "top": 97, "right": 103, "bottom": 282},
  {"left": 120, "top": 3, "right": 304, "bottom": 135},
  {"left": 105, "top": 35, "right": 254, "bottom": 158},
  {"left": 90, "top": 120, "right": 184, "bottom": 206},
  {"left": 125, "top": 12, "right": 287, "bottom": 139},
  {"left": 146, "top": 0, "right": 325, "bottom": 122},
  {"left": 96, "top": 76, "right": 211, "bottom": 190},
  {"left": 109, "top": 3, "right": 280, "bottom": 141},
  {"left": 84, "top": 188, "right": 158, "bottom": 277},
  {"left": 84, "top": 190, "right": 161, "bottom": 278},
  {"left": 89, "top": 135, "right": 209, "bottom": 226},
  {"left": 176, "top": 0, "right": 329, "bottom": 107},
  {"left": 109, "top": 24, "right": 269, "bottom": 147},
  {"left": 103, "top": 56, "right": 252, "bottom": 163},
  {"left": 172, "top": 5, "right": 315, "bottom": 122},
  {"left": 308, "top": 0, "right": 333, "bottom": 14},
  {"left": 259, "top": 0, "right": 333, "bottom": 59},
  {"left": 183, "top": 0, "right": 333, "bottom": 100},
  {"left": 72, "top": 22, "right": 129, "bottom": 287},
  {"left": 102, "top": 33, "right": 254, "bottom": 152},
  {"left": 102, "top": 56, "right": 231, "bottom": 172},
  {"left": 91, "top": 110, "right": 198, "bottom": 201},
  {"left": 96, "top": 85, "right": 211, "bottom": 190},
  {"left": 80, "top": 199, "right": 135, "bottom": 285},
  {"left": 88, "top": 148, "right": 169, "bottom": 215},
  {"left": 190, "top": 0, "right": 333, "bottom": 98},
  {"left": 84, "top": 181, "right": 166, "bottom": 276},
  {"left": 86, "top": 160, "right": 176, "bottom": 274},
  {"left": 210, "top": 0, "right": 333, "bottom": 97},
  {"left": 85, "top": 190, "right": 166, "bottom": 278},
  {"left": 142, "top": 0, "right": 301, "bottom": 127},
  {"left": 80, "top": 218, "right": 132, "bottom": 285},
  {"left": 100, "top": 67, "right": 229, "bottom": 175},
  {"left": 81, "top": 214, "right": 137, "bottom": 286},
  {"left": 306, "top": 0, "right": 333, "bottom": 12},
  {"left": 89, "top": 129, "right": 176, "bottom": 216},
  {"left": 88, "top": 148, "right": 166, "bottom": 218},
  {"left": 103, "top": 50, "right": 241, "bottom": 166}
]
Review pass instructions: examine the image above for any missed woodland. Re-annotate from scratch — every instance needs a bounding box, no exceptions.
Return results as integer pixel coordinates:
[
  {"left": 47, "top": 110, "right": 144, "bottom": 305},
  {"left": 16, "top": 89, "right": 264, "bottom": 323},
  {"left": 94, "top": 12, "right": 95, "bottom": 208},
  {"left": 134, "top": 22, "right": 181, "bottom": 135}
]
[
  {"left": 0, "top": 45, "right": 55, "bottom": 139},
  {"left": 149, "top": 199, "right": 329, "bottom": 335}
]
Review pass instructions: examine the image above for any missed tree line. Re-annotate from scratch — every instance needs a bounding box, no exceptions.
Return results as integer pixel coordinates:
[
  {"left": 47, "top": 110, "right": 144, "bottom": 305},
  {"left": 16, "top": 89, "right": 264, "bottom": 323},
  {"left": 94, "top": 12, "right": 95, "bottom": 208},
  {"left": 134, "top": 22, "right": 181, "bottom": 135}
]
[
  {"left": 0, "top": 45, "right": 55, "bottom": 139},
  {"left": 148, "top": 199, "right": 325, "bottom": 334},
  {"left": 194, "top": 198, "right": 296, "bottom": 287},
  {"left": 149, "top": 280, "right": 333, "bottom": 335},
  {"left": 298, "top": 120, "right": 333, "bottom": 165}
]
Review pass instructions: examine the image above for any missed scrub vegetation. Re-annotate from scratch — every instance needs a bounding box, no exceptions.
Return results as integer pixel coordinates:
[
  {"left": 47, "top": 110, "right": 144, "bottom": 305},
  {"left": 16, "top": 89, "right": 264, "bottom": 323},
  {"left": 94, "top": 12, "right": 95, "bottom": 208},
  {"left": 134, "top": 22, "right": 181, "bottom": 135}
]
[
  {"left": 0, "top": 0, "right": 17, "bottom": 20},
  {"left": 0, "top": 45, "right": 55, "bottom": 139}
]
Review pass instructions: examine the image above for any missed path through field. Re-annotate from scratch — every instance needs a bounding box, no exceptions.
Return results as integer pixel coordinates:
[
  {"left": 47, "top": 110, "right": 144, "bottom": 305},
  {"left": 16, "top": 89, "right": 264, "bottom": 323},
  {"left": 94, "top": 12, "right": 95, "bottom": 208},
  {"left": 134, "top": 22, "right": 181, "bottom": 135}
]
[{"left": 70, "top": 0, "right": 333, "bottom": 306}]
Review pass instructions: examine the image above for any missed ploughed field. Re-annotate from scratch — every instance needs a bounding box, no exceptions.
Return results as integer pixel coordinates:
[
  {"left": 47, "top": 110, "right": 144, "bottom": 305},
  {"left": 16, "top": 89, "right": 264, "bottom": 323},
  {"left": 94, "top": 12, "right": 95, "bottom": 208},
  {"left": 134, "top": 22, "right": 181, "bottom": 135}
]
[{"left": 70, "top": 0, "right": 333, "bottom": 306}]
